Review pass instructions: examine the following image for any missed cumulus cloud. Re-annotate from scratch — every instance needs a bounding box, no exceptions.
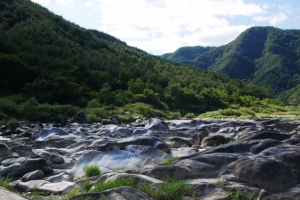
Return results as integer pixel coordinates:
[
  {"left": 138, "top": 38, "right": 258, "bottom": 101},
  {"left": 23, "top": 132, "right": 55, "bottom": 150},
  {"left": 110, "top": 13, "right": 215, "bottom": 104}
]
[
  {"left": 31, "top": 0, "right": 51, "bottom": 6},
  {"left": 95, "top": 0, "right": 264, "bottom": 54},
  {"left": 253, "top": 12, "right": 287, "bottom": 25}
]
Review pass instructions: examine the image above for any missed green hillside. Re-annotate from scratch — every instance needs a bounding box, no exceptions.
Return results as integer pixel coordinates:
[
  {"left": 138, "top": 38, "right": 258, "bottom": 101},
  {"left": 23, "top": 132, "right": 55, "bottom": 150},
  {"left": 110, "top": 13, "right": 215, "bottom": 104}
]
[
  {"left": 0, "top": 0, "right": 278, "bottom": 122},
  {"left": 162, "top": 27, "right": 300, "bottom": 105}
]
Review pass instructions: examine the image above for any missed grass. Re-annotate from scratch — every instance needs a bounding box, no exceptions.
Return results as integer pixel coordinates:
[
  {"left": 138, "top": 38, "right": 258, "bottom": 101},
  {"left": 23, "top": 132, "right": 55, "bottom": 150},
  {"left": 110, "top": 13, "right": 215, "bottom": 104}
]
[
  {"left": 29, "top": 185, "right": 50, "bottom": 197},
  {"left": 0, "top": 175, "right": 13, "bottom": 191},
  {"left": 90, "top": 177, "right": 191, "bottom": 200},
  {"left": 83, "top": 164, "right": 101, "bottom": 178},
  {"left": 159, "top": 157, "right": 179, "bottom": 165},
  {"left": 216, "top": 179, "right": 271, "bottom": 200},
  {"left": 91, "top": 177, "right": 135, "bottom": 193},
  {"left": 140, "top": 181, "right": 192, "bottom": 200},
  {"left": 81, "top": 180, "right": 93, "bottom": 192}
]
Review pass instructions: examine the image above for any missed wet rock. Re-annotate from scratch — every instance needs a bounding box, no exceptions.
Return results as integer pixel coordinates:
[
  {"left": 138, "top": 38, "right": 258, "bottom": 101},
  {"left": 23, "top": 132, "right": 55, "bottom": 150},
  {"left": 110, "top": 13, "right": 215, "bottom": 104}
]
[{"left": 125, "top": 145, "right": 170, "bottom": 161}]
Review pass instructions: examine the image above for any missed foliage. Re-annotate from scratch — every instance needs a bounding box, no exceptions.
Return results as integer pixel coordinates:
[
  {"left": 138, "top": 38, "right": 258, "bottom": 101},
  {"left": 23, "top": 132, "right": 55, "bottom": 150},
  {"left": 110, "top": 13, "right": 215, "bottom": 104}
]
[
  {"left": 0, "top": 0, "right": 272, "bottom": 118},
  {"left": 83, "top": 164, "right": 101, "bottom": 177}
]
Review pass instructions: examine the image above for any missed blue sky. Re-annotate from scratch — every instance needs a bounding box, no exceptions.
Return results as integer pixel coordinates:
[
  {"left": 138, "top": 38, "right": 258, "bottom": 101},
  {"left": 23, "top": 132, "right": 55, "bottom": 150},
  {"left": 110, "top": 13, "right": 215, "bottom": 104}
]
[{"left": 31, "top": 0, "right": 300, "bottom": 55}]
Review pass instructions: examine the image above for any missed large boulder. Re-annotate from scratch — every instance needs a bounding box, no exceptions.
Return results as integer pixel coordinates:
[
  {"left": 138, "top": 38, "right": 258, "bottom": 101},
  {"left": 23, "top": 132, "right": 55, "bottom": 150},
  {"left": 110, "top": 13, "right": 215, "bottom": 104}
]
[
  {"left": 0, "top": 143, "right": 10, "bottom": 161},
  {"left": 21, "top": 170, "right": 44, "bottom": 182},
  {"left": 67, "top": 150, "right": 158, "bottom": 178},
  {"left": 201, "top": 135, "right": 230, "bottom": 147},
  {"left": 233, "top": 156, "right": 298, "bottom": 192},
  {"left": 0, "top": 158, "right": 51, "bottom": 177},
  {"left": 73, "top": 110, "right": 88, "bottom": 124}
]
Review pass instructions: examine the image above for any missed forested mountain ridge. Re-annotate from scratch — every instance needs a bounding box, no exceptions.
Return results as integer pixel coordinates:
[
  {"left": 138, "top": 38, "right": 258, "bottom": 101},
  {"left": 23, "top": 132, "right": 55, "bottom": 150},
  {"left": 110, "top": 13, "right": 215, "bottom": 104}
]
[
  {"left": 162, "top": 27, "right": 300, "bottom": 104},
  {"left": 0, "top": 0, "right": 272, "bottom": 121}
]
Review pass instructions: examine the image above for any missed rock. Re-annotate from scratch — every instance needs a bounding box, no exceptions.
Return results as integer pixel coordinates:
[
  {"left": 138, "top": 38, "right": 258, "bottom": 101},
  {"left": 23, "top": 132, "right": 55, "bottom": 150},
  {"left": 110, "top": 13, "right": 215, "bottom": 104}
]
[
  {"left": 70, "top": 186, "right": 152, "bottom": 200},
  {"left": 39, "top": 181, "right": 75, "bottom": 194},
  {"left": 243, "top": 131, "right": 291, "bottom": 141},
  {"left": 0, "top": 143, "right": 10, "bottom": 160},
  {"left": 144, "top": 118, "right": 168, "bottom": 131},
  {"left": 10, "top": 145, "right": 37, "bottom": 158},
  {"left": 45, "top": 173, "right": 70, "bottom": 183},
  {"left": 0, "top": 158, "right": 49, "bottom": 177},
  {"left": 201, "top": 135, "right": 230, "bottom": 147},
  {"left": 67, "top": 150, "right": 158, "bottom": 178},
  {"left": 120, "top": 136, "right": 170, "bottom": 152},
  {"left": 192, "top": 131, "right": 209, "bottom": 145},
  {"left": 249, "top": 139, "right": 282, "bottom": 154},
  {"left": 21, "top": 170, "right": 44, "bottom": 182},
  {"left": 147, "top": 165, "right": 194, "bottom": 180},
  {"left": 18, "top": 180, "right": 50, "bottom": 191},
  {"left": 102, "top": 119, "right": 112, "bottom": 125},
  {"left": 50, "top": 155, "right": 64, "bottom": 164},
  {"left": 73, "top": 110, "right": 88, "bottom": 124},
  {"left": 0, "top": 186, "right": 27, "bottom": 200},
  {"left": 233, "top": 156, "right": 298, "bottom": 192},
  {"left": 125, "top": 145, "right": 170, "bottom": 161}
]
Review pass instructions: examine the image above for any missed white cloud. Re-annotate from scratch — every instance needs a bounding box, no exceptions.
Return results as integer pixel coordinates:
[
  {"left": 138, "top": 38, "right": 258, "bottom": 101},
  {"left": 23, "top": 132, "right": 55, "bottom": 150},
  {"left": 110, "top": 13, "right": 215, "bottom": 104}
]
[
  {"left": 85, "top": 1, "right": 96, "bottom": 9},
  {"left": 253, "top": 12, "right": 287, "bottom": 25},
  {"left": 31, "top": 0, "right": 51, "bottom": 6},
  {"left": 95, "top": 0, "right": 264, "bottom": 54},
  {"left": 55, "top": 0, "right": 73, "bottom": 5}
]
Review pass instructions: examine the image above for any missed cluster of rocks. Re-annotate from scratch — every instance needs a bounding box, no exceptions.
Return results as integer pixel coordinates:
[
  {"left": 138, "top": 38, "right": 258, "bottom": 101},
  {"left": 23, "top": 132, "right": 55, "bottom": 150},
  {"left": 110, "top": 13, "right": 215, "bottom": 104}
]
[{"left": 1, "top": 113, "right": 300, "bottom": 199}]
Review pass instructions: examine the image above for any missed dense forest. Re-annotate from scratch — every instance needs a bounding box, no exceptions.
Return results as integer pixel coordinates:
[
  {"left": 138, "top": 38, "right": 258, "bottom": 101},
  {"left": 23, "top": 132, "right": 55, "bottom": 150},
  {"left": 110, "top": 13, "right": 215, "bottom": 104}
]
[
  {"left": 0, "top": 0, "right": 276, "bottom": 122},
  {"left": 162, "top": 27, "right": 300, "bottom": 105}
]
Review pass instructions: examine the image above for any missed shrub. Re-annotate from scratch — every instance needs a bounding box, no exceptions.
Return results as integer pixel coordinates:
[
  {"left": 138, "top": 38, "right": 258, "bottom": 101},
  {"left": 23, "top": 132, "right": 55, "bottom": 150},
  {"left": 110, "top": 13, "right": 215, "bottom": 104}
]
[
  {"left": 184, "top": 112, "right": 195, "bottom": 119},
  {"left": 83, "top": 164, "right": 101, "bottom": 177}
]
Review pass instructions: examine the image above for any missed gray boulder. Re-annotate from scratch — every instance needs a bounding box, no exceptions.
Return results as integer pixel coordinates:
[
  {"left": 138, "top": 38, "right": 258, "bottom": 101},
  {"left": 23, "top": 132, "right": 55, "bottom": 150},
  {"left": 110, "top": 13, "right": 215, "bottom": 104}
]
[
  {"left": 233, "top": 156, "right": 298, "bottom": 192},
  {"left": 21, "top": 170, "right": 44, "bottom": 182},
  {"left": 73, "top": 110, "right": 88, "bottom": 124}
]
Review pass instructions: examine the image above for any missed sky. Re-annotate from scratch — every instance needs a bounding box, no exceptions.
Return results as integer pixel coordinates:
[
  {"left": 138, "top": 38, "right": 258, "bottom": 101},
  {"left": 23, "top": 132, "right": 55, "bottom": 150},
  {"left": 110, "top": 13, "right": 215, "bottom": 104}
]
[{"left": 31, "top": 0, "right": 300, "bottom": 55}]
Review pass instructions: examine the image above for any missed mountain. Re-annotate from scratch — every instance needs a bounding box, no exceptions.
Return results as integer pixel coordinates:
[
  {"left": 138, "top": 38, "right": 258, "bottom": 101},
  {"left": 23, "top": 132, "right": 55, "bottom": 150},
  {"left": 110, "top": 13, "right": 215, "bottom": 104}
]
[
  {"left": 0, "top": 0, "right": 270, "bottom": 116},
  {"left": 161, "top": 46, "right": 214, "bottom": 67},
  {"left": 162, "top": 27, "right": 300, "bottom": 104}
]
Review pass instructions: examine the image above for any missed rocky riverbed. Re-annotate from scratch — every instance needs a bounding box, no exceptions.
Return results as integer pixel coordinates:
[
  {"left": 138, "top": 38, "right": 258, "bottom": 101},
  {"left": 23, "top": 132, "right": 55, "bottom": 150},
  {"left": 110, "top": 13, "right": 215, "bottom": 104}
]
[{"left": 1, "top": 113, "right": 300, "bottom": 199}]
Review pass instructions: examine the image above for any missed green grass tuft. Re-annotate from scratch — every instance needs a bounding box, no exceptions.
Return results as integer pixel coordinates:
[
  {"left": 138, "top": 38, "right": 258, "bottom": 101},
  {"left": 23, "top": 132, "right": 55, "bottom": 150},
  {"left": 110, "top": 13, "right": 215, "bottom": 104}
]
[
  {"left": 83, "top": 164, "right": 101, "bottom": 177},
  {"left": 159, "top": 157, "right": 179, "bottom": 165},
  {"left": 0, "top": 175, "right": 13, "bottom": 191},
  {"left": 81, "top": 180, "right": 93, "bottom": 192},
  {"left": 91, "top": 177, "right": 135, "bottom": 193}
]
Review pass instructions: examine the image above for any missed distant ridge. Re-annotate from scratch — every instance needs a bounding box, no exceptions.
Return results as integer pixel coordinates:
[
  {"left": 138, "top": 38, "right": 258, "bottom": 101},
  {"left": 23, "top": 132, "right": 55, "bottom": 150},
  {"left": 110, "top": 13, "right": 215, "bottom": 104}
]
[{"left": 161, "top": 27, "right": 300, "bottom": 104}]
